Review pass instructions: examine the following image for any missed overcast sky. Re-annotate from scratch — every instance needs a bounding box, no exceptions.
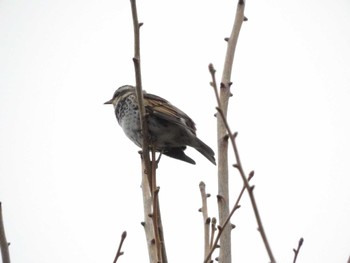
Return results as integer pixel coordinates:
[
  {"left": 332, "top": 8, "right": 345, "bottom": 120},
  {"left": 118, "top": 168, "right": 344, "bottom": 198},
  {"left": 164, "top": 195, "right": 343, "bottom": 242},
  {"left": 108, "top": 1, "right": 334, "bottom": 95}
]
[{"left": 1, "top": 0, "right": 350, "bottom": 262}]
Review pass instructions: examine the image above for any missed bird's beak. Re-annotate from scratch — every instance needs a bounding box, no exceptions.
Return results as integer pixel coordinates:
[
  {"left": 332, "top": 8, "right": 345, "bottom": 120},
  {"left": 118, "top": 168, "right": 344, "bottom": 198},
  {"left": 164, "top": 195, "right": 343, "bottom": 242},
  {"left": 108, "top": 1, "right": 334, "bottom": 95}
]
[{"left": 104, "top": 99, "right": 113, "bottom": 105}]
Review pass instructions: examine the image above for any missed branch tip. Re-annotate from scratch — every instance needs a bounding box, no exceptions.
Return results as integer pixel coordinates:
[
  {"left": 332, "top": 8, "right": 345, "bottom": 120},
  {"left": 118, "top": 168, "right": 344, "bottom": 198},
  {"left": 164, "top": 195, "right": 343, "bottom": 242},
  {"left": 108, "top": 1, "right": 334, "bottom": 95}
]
[
  {"left": 299, "top": 238, "right": 304, "bottom": 246},
  {"left": 208, "top": 63, "right": 216, "bottom": 73}
]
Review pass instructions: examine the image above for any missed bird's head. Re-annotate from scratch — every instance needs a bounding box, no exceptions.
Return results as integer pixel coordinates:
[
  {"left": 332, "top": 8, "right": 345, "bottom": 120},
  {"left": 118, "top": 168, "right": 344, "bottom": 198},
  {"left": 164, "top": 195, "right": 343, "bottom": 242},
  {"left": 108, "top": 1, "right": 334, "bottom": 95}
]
[{"left": 104, "top": 85, "right": 135, "bottom": 106}]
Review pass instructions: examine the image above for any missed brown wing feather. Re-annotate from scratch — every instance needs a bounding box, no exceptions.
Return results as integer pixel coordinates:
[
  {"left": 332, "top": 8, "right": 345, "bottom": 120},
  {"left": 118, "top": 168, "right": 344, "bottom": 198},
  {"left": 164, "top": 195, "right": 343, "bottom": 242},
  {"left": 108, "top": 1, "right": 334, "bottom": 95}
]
[{"left": 143, "top": 93, "right": 197, "bottom": 135}]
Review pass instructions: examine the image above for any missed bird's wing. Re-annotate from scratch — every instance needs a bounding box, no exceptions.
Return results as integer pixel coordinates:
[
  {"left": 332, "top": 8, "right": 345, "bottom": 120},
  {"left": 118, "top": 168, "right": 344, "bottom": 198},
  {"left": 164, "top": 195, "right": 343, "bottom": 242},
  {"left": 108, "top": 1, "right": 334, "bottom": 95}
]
[{"left": 143, "top": 93, "right": 197, "bottom": 135}]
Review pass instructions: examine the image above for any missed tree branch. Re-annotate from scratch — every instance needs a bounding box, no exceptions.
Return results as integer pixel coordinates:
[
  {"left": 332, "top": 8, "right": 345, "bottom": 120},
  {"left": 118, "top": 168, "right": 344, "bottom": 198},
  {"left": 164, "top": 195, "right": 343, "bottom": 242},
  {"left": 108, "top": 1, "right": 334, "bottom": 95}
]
[
  {"left": 130, "top": 0, "right": 151, "bottom": 187},
  {"left": 292, "top": 238, "right": 304, "bottom": 263},
  {"left": 209, "top": 62, "right": 276, "bottom": 263},
  {"left": 204, "top": 177, "right": 252, "bottom": 263},
  {"left": 216, "top": 1, "right": 246, "bottom": 262},
  {"left": 112, "top": 231, "right": 127, "bottom": 263},
  {"left": 0, "top": 202, "right": 11, "bottom": 263},
  {"left": 129, "top": 2, "right": 167, "bottom": 262},
  {"left": 216, "top": 107, "right": 276, "bottom": 263},
  {"left": 199, "top": 182, "right": 211, "bottom": 260}
]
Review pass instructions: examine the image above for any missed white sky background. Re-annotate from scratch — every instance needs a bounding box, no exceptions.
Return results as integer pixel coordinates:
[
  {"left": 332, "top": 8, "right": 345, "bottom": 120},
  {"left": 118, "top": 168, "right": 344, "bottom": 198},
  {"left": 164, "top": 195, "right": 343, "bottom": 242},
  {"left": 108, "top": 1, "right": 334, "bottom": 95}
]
[{"left": 1, "top": 0, "right": 350, "bottom": 262}]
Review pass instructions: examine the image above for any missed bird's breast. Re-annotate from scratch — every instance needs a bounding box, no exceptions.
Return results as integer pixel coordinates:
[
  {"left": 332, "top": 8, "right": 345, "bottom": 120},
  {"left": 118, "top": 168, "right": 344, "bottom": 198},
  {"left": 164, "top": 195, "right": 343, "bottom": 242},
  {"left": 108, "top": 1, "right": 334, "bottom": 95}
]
[{"left": 115, "top": 95, "right": 142, "bottom": 147}]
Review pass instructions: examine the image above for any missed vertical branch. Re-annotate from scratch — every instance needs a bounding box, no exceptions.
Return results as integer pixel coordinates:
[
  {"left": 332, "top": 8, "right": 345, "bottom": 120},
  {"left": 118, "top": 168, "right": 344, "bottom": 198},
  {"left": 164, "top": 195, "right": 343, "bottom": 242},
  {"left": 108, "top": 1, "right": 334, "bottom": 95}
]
[
  {"left": 130, "top": 0, "right": 151, "bottom": 185},
  {"left": 0, "top": 202, "right": 11, "bottom": 263},
  {"left": 216, "top": 1, "right": 246, "bottom": 263},
  {"left": 216, "top": 107, "right": 276, "bottom": 263},
  {"left": 129, "top": 1, "right": 167, "bottom": 263},
  {"left": 199, "top": 182, "right": 211, "bottom": 260},
  {"left": 141, "top": 159, "right": 158, "bottom": 262},
  {"left": 151, "top": 148, "right": 162, "bottom": 262}
]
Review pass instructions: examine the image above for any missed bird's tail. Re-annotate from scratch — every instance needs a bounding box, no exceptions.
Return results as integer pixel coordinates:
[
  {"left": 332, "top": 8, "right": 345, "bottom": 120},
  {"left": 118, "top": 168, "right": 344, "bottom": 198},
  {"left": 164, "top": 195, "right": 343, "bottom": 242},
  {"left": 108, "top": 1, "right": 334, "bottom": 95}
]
[
  {"left": 162, "top": 147, "right": 196, "bottom": 165},
  {"left": 193, "top": 138, "right": 216, "bottom": 165}
]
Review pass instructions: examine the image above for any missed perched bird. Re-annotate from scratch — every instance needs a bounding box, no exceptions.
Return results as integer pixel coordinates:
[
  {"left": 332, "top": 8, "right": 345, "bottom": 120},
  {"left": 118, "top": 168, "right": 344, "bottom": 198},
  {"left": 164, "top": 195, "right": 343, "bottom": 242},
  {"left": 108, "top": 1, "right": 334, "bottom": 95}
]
[{"left": 104, "top": 85, "right": 216, "bottom": 165}]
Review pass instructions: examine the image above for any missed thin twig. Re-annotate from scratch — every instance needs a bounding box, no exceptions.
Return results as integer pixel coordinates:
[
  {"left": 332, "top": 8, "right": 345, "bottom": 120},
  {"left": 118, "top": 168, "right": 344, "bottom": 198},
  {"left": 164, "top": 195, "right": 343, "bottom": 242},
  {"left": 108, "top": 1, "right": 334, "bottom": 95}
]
[
  {"left": 199, "top": 182, "right": 211, "bottom": 260},
  {"left": 113, "top": 231, "right": 127, "bottom": 263},
  {"left": 292, "top": 238, "right": 304, "bottom": 263},
  {"left": 0, "top": 202, "right": 11, "bottom": 263}
]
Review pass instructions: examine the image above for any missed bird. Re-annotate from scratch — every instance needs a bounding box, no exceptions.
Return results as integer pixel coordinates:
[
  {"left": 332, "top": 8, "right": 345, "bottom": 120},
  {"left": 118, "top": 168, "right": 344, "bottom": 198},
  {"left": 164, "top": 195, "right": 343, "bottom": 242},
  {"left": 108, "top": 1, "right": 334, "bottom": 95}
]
[{"left": 104, "top": 85, "right": 216, "bottom": 165}]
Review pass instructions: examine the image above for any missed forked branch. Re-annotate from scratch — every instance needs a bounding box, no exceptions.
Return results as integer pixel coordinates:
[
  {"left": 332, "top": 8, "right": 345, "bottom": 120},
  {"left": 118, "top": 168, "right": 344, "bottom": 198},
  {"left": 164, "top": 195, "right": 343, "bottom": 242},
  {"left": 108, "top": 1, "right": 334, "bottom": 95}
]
[
  {"left": 203, "top": 173, "right": 253, "bottom": 263},
  {"left": 292, "top": 238, "right": 304, "bottom": 263},
  {"left": 209, "top": 64, "right": 276, "bottom": 263}
]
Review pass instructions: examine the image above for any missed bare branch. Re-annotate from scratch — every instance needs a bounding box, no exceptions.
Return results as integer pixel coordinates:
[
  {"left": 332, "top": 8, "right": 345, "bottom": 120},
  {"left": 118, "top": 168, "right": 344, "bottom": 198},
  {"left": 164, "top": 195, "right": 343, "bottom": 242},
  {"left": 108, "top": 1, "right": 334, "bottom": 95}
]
[
  {"left": 140, "top": 159, "right": 158, "bottom": 262},
  {"left": 199, "top": 182, "right": 211, "bottom": 260},
  {"left": 215, "top": 1, "right": 246, "bottom": 262},
  {"left": 130, "top": 0, "right": 152, "bottom": 188},
  {"left": 292, "top": 238, "right": 304, "bottom": 263},
  {"left": 130, "top": 2, "right": 167, "bottom": 262},
  {"left": 210, "top": 217, "right": 217, "bottom": 250},
  {"left": 113, "top": 231, "right": 127, "bottom": 263},
  {"left": 204, "top": 180, "right": 250, "bottom": 263},
  {"left": 151, "top": 148, "right": 162, "bottom": 262},
  {"left": 0, "top": 202, "right": 11, "bottom": 263},
  {"left": 215, "top": 107, "right": 276, "bottom": 263}
]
